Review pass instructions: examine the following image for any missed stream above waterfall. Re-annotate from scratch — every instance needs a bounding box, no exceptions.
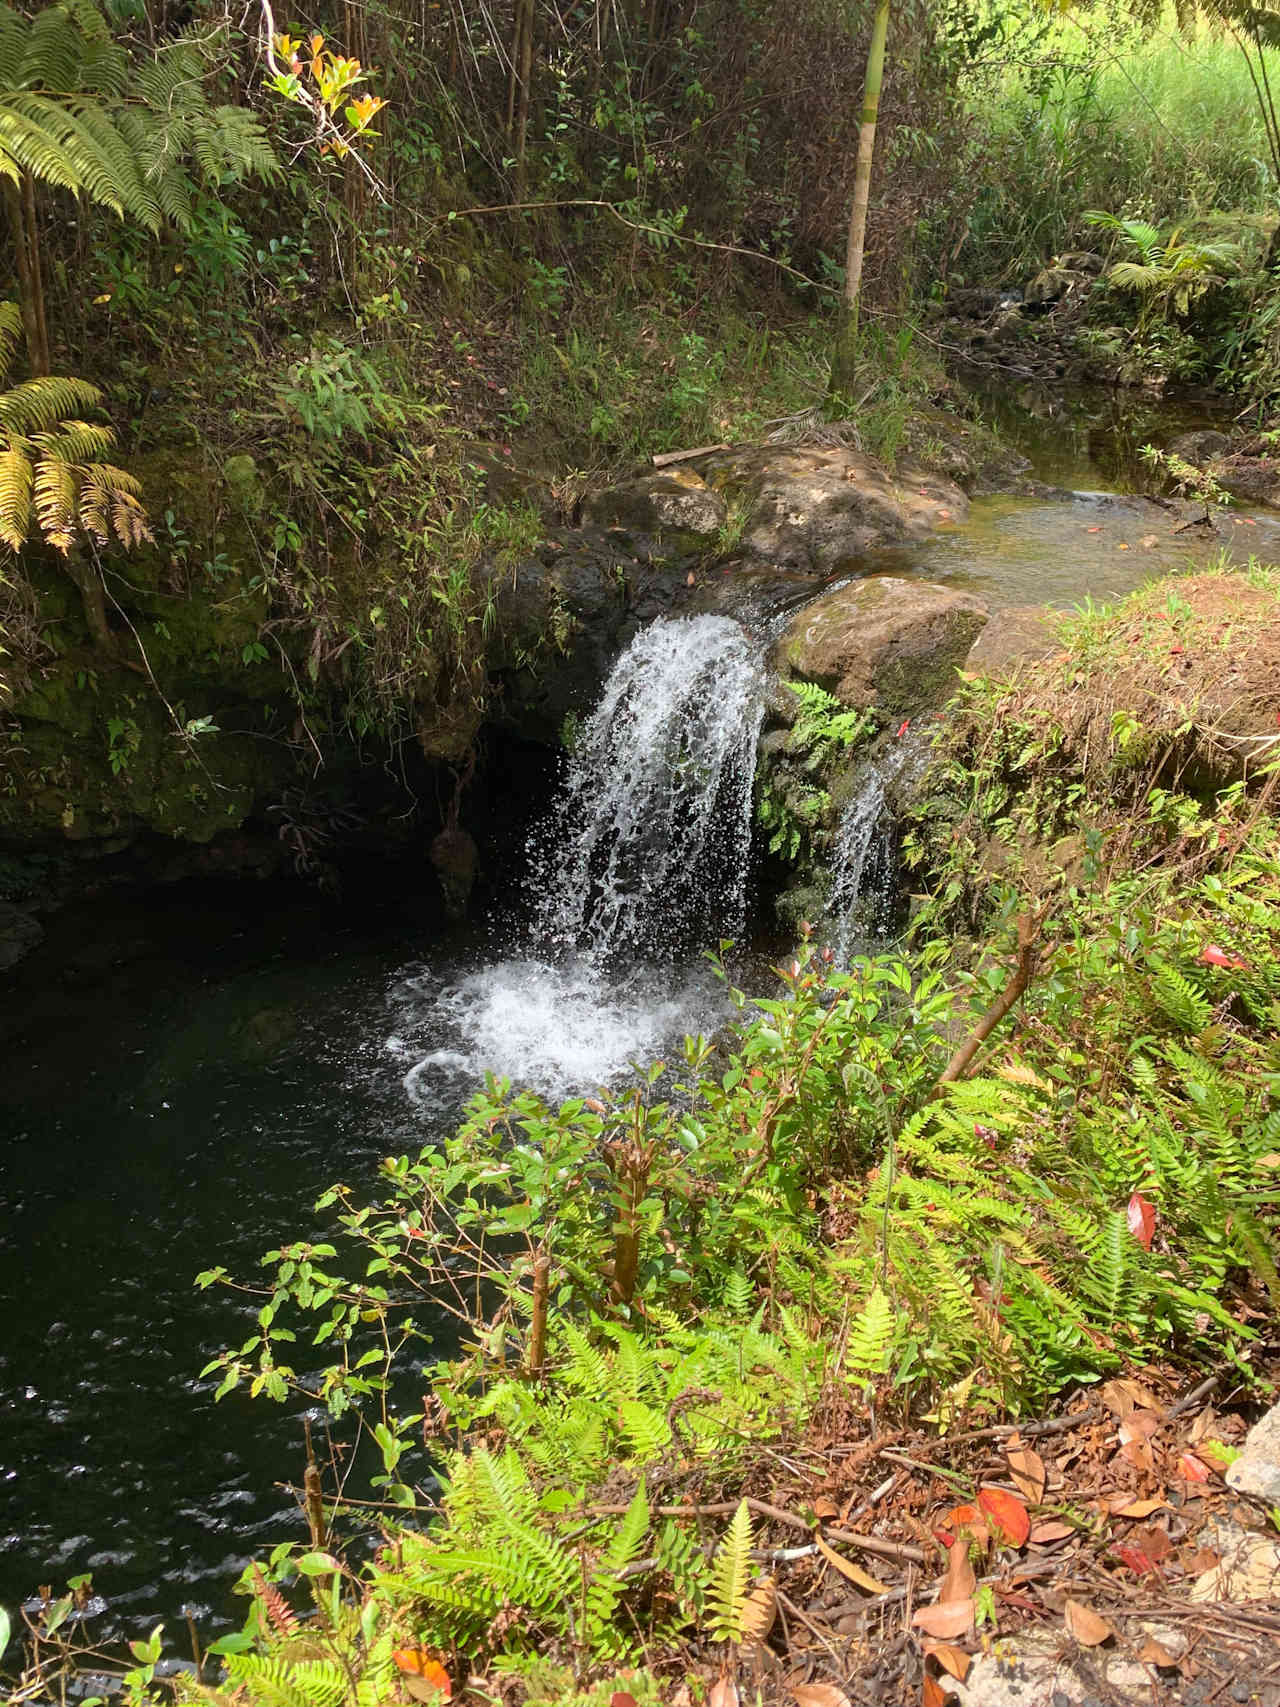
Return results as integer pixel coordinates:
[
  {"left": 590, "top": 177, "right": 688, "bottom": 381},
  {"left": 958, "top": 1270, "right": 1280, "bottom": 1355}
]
[{"left": 2, "top": 383, "right": 1275, "bottom": 1645}]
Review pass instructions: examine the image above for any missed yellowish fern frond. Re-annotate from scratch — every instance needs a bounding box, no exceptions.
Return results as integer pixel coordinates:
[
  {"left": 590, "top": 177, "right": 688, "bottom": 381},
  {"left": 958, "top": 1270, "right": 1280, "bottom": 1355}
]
[
  {"left": 0, "top": 442, "right": 33, "bottom": 551},
  {"left": 33, "top": 454, "right": 77, "bottom": 552}
]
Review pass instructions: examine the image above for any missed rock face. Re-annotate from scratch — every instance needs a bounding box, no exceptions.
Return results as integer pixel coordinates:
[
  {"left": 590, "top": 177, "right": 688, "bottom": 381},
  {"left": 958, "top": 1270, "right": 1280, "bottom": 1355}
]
[
  {"left": 1226, "top": 1398, "right": 1280, "bottom": 1504},
  {"left": 699, "top": 444, "right": 968, "bottom": 574},
  {"left": 1167, "top": 428, "right": 1231, "bottom": 466},
  {"left": 580, "top": 466, "right": 728, "bottom": 548},
  {"left": 488, "top": 531, "right": 696, "bottom": 743},
  {"left": 775, "top": 577, "right": 989, "bottom": 718}
]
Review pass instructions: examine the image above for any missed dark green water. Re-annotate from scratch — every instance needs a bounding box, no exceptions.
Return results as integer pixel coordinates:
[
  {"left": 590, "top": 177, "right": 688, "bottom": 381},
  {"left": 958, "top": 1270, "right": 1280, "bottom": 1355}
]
[{"left": 0, "top": 881, "right": 458, "bottom": 1644}]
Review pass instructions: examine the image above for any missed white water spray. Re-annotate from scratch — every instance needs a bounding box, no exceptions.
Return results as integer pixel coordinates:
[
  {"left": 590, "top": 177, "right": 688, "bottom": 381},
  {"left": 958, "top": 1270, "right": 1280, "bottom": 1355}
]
[
  {"left": 826, "top": 744, "right": 907, "bottom": 960},
  {"left": 393, "top": 615, "right": 768, "bottom": 1104}
]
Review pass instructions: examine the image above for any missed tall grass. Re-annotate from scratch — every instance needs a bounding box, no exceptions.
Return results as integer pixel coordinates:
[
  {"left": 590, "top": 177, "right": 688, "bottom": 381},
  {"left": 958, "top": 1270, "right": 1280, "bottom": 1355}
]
[{"left": 959, "top": 8, "right": 1278, "bottom": 282}]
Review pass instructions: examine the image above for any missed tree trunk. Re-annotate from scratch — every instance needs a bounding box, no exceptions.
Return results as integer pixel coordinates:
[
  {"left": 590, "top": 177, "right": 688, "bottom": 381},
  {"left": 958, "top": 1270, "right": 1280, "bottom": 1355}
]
[
  {"left": 829, "top": 0, "right": 890, "bottom": 406},
  {"left": 3, "top": 174, "right": 51, "bottom": 377},
  {"left": 63, "top": 554, "right": 118, "bottom": 655},
  {"left": 506, "top": 0, "right": 535, "bottom": 194}
]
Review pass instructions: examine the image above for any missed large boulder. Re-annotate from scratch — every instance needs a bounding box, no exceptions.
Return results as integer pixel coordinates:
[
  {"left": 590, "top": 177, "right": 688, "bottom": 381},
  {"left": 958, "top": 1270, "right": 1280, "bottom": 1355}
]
[
  {"left": 965, "top": 604, "right": 1061, "bottom": 677},
  {"left": 775, "top": 577, "right": 990, "bottom": 718},
  {"left": 699, "top": 445, "right": 968, "bottom": 575}
]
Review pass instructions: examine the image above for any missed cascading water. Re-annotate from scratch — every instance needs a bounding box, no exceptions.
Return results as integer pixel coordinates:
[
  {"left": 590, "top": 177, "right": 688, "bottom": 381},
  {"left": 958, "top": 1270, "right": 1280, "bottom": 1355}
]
[
  {"left": 534, "top": 615, "right": 767, "bottom": 961},
  {"left": 392, "top": 615, "right": 767, "bottom": 1104},
  {"left": 825, "top": 744, "right": 908, "bottom": 960}
]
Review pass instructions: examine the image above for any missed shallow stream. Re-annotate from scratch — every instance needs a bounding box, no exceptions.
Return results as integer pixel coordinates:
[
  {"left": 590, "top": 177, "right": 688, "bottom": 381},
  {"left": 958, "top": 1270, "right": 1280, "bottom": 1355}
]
[{"left": 1, "top": 384, "right": 1273, "bottom": 1647}]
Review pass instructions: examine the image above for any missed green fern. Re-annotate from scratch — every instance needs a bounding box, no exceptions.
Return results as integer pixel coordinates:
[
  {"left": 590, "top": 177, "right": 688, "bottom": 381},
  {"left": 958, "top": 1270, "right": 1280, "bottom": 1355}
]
[
  {"left": 704, "top": 1500, "right": 752, "bottom": 1644},
  {"left": 1, "top": 4, "right": 276, "bottom": 228},
  {"left": 845, "top": 1284, "right": 895, "bottom": 1375}
]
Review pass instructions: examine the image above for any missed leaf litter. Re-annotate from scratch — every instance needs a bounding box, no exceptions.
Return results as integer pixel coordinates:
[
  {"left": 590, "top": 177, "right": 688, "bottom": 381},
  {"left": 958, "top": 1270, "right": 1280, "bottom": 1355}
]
[{"left": 585, "top": 1359, "right": 1280, "bottom": 1707}]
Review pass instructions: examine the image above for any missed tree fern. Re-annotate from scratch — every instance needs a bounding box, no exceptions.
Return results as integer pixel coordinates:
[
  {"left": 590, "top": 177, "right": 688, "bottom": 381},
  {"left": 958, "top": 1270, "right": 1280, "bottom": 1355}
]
[
  {"left": 1, "top": 4, "right": 276, "bottom": 227},
  {"left": 0, "top": 311, "right": 149, "bottom": 555}
]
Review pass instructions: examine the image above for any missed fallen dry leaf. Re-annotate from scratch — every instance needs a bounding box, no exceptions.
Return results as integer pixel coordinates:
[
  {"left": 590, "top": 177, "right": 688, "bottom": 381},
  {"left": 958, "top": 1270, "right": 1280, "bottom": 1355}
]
[
  {"left": 1065, "top": 1599, "right": 1115, "bottom": 1646},
  {"left": 922, "top": 1678, "right": 946, "bottom": 1707},
  {"left": 1030, "top": 1519, "right": 1075, "bottom": 1544},
  {"left": 913, "top": 1600, "right": 976, "bottom": 1640},
  {"left": 924, "top": 1643, "right": 971, "bottom": 1683},
  {"left": 740, "top": 1579, "right": 777, "bottom": 1643},
  {"left": 710, "top": 1675, "right": 739, "bottom": 1707},
  {"left": 790, "top": 1687, "right": 851, "bottom": 1707},
  {"left": 1112, "top": 1497, "right": 1168, "bottom": 1519},
  {"left": 1102, "top": 1377, "right": 1165, "bottom": 1416},
  {"left": 811, "top": 1496, "right": 839, "bottom": 1520},
  {"left": 1137, "top": 1636, "right": 1181, "bottom": 1669},
  {"left": 1006, "top": 1435, "right": 1046, "bottom": 1503},
  {"left": 1140, "top": 533, "right": 1159, "bottom": 548},
  {"left": 611, "top": 1694, "right": 638, "bottom": 1707},
  {"left": 977, "top": 1486, "right": 1030, "bottom": 1548},
  {"left": 939, "top": 1539, "right": 976, "bottom": 1605},
  {"left": 814, "top": 1531, "right": 891, "bottom": 1595}
]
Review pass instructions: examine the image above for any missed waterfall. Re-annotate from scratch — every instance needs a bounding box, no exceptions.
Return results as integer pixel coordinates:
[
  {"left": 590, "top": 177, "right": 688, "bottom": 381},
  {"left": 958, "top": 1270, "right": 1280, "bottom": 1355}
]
[
  {"left": 534, "top": 615, "right": 768, "bottom": 962},
  {"left": 826, "top": 744, "right": 907, "bottom": 960},
  {"left": 394, "top": 614, "right": 767, "bottom": 1104}
]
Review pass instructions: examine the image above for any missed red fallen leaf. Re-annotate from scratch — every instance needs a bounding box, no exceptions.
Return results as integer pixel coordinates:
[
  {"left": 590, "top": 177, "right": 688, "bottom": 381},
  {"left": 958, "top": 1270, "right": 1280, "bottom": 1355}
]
[
  {"left": 393, "top": 1651, "right": 452, "bottom": 1700},
  {"left": 1114, "top": 1543, "right": 1161, "bottom": 1578},
  {"left": 1200, "top": 944, "right": 1248, "bottom": 969},
  {"left": 1178, "top": 1452, "right": 1211, "bottom": 1482},
  {"left": 1169, "top": 644, "right": 1184, "bottom": 655},
  {"left": 977, "top": 1486, "right": 1030, "bottom": 1548},
  {"left": 1086, "top": 525, "right": 1102, "bottom": 532},
  {"left": 1127, "top": 1191, "right": 1156, "bottom": 1251},
  {"left": 897, "top": 719, "right": 911, "bottom": 737},
  {"left": 612, "top": 1695, "right": 639, "bottom": 1707},
  {"left": 935, "top": 1503, "right": 987, "bottom": 1545}
]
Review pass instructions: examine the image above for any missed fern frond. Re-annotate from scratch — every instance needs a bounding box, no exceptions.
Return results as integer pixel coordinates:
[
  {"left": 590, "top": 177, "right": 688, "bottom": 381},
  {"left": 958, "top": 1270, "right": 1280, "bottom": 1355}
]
[
  {"left": 0, "top": 374, "right": 103, "bottom": 433},
  {"left": 845, "top": 1284, "right": 895, "bottom": 1375},
  {"left": 586, "top": 1479, "right": 649, "bottom": 1642},
  {"left": 33, "top": 454, "right": 77, "bottom": 551},
  {"left": 0, "top": 442, "right": 33, "bottom": 551},
  {"left": 705, "top": 1500, "right": 752, "bottom": 1644}
]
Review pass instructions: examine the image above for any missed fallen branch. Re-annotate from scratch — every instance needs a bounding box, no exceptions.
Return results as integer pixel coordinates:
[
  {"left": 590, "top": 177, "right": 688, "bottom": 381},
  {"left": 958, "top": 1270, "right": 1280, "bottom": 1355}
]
[
  {"left": 650, "top": 444, "right": 731, "bottom": 468},
  {"left": 935, "top": 907, "right": 1047, "bottom": 1088}
]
